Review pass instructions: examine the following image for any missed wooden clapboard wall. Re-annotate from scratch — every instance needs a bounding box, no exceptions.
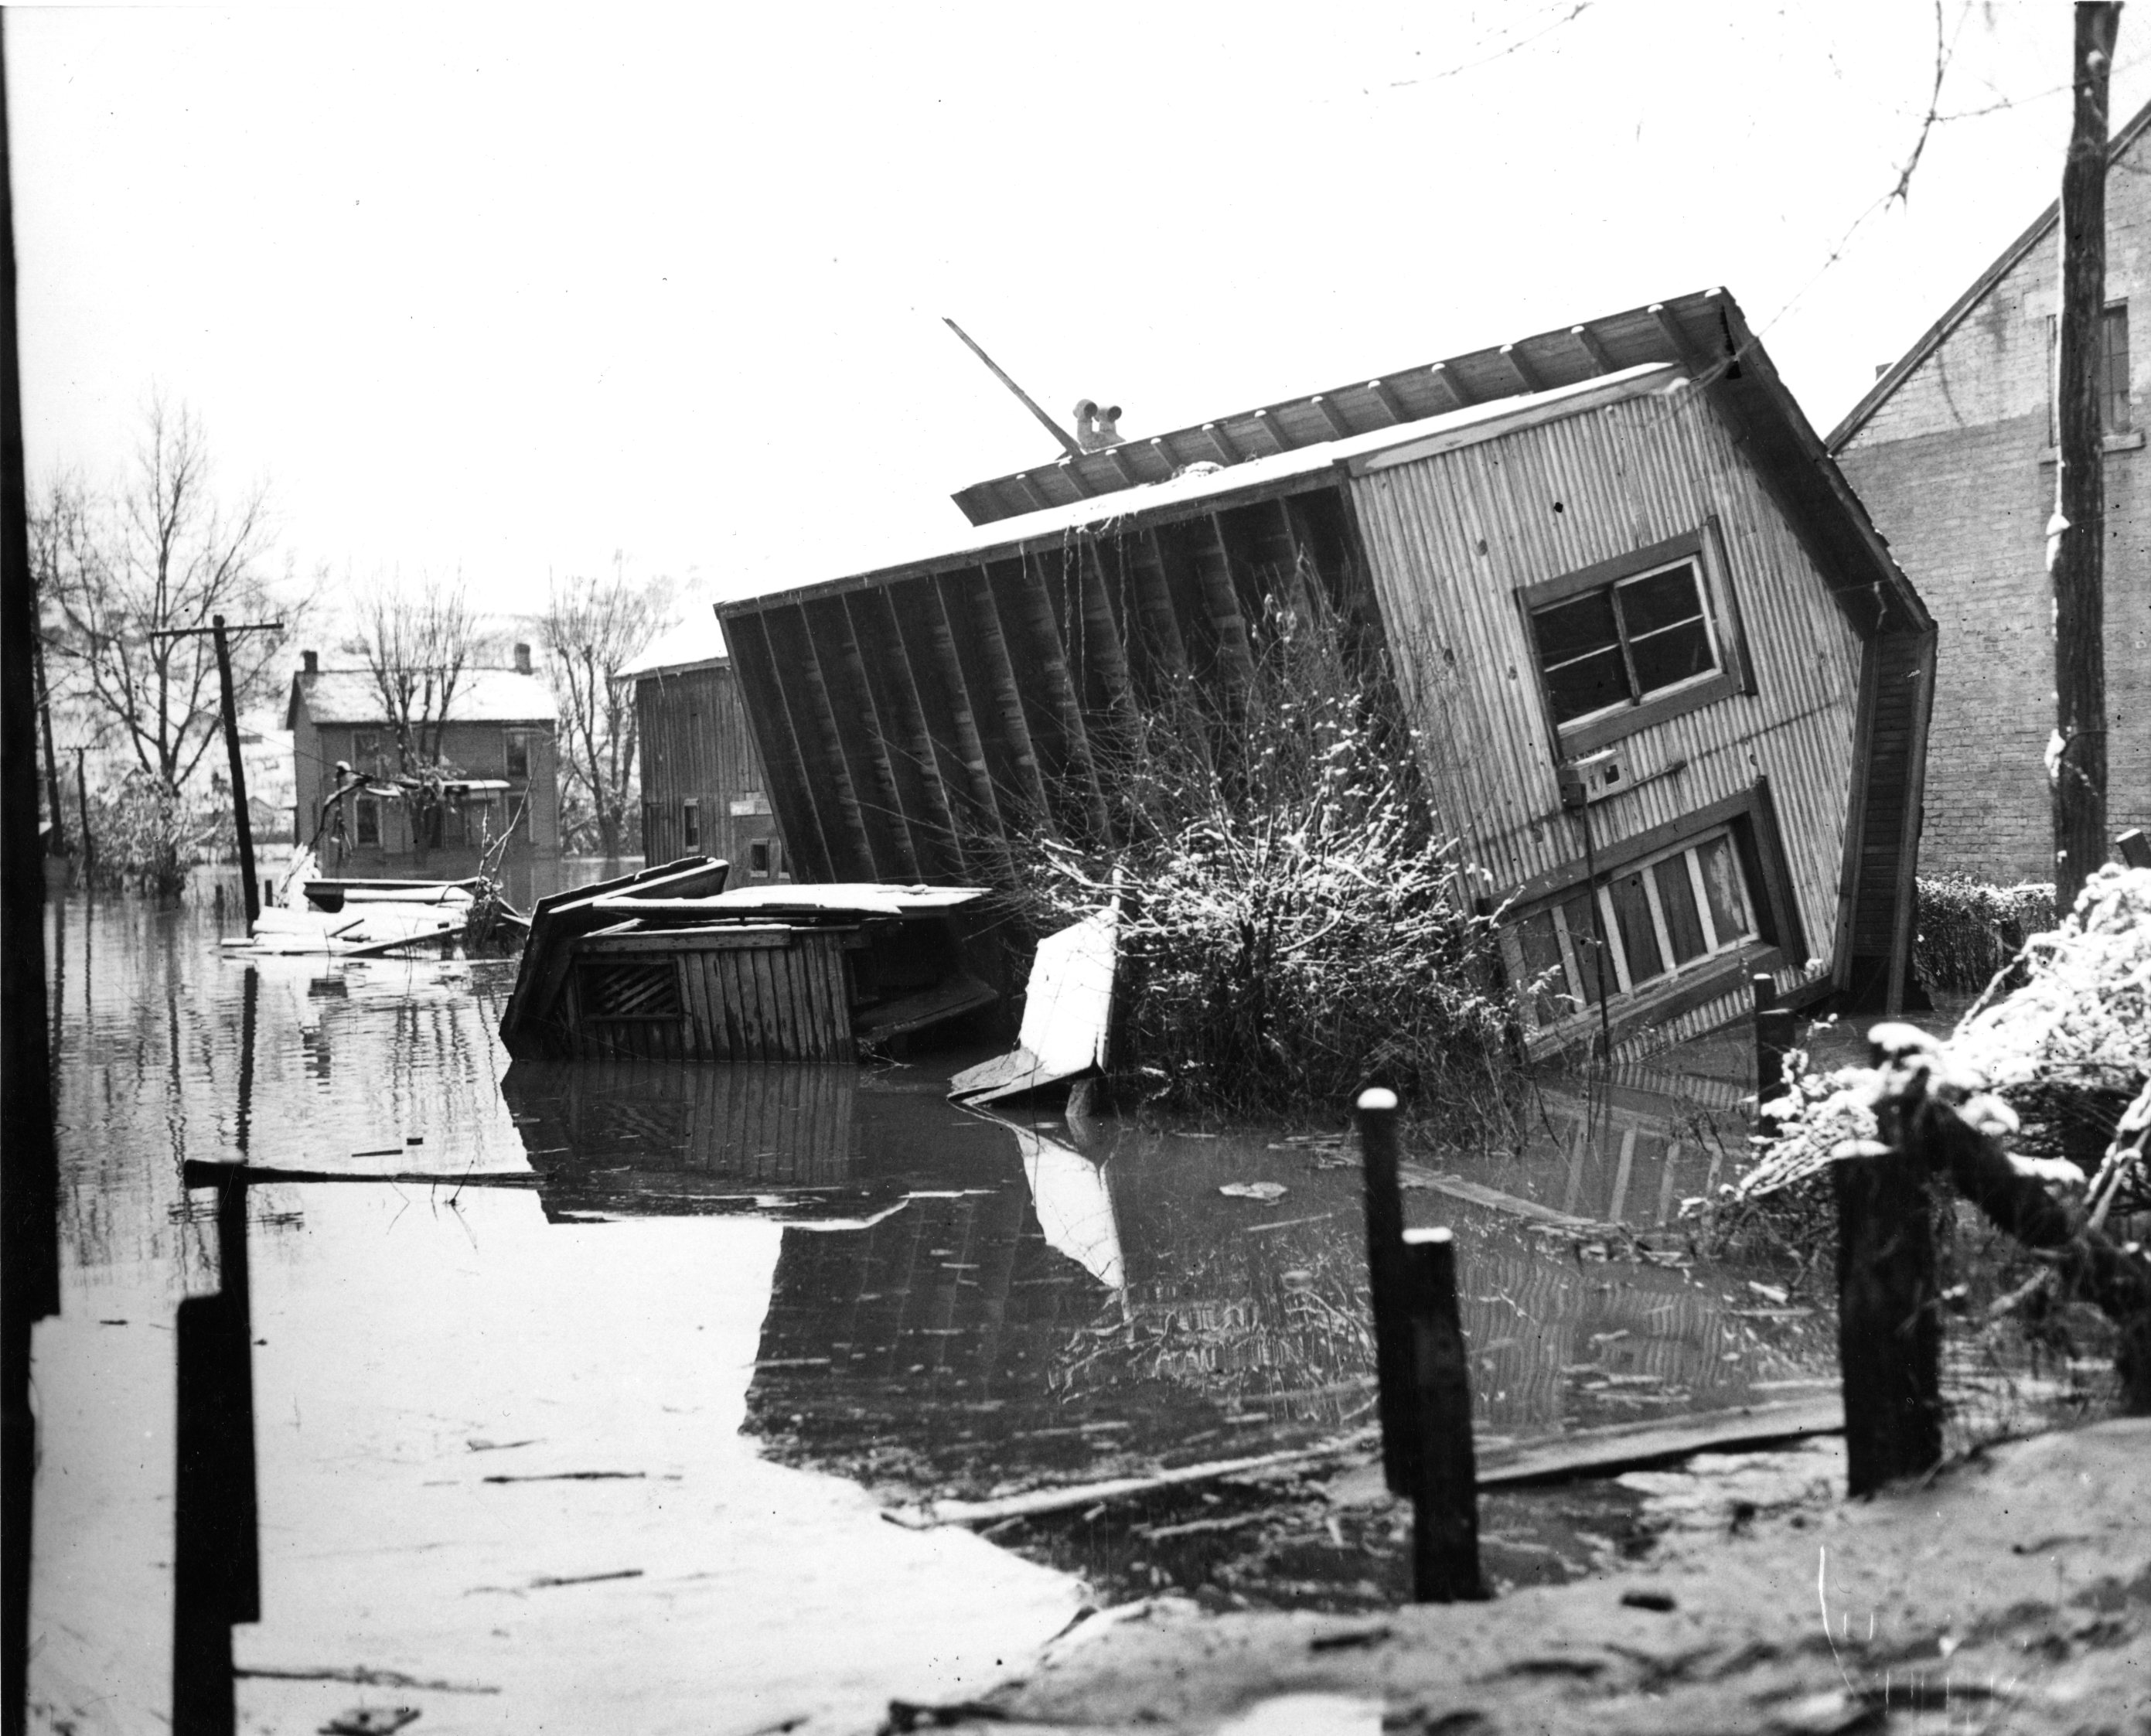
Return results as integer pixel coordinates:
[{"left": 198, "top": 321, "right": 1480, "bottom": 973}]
[
  {"left": 720, "top": 287, "right": 1936, "bottom": 1015},
  {"left": 562, "top": 928, "right": 857, "bottom": 1062}
]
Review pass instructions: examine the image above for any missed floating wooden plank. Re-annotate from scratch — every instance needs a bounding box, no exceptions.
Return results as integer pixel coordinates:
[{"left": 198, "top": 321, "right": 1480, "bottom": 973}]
[
  {"left": 949, "top": 908, "right": 1118, "bottom": 1104},
  {"left": 886, "top": 1431, "right": 1381, "bottom": 1530},
  {"left": 1474, "top": 1397, "right": 1845, "bottom": 1486},
  {"left": 1396, "top": 1164, "right": 1611, "bottom": 1233}
]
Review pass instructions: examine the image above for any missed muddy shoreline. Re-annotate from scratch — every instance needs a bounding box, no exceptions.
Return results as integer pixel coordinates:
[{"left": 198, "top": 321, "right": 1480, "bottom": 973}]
[{"left": 899, "top": 1417, "right": 2151, "bottom": 1734}]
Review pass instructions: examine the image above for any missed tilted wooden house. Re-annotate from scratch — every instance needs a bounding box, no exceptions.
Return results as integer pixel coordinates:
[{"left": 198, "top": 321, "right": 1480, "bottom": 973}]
[{"left": 717, "top": 288, "right": 1934, "bottom": 1058}]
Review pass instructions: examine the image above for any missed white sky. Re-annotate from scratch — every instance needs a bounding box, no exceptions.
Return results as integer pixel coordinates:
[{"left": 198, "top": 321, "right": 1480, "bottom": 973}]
[{"left": 9, "top": 2, "right": 2149, "bottom": 633}]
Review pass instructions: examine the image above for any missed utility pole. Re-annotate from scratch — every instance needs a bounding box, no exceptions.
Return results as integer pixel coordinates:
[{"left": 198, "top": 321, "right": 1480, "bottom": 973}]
[
  {"left": 32, "top": 627, "right": 61, "bottom": 856},
  {"left": 2051, "top": 2, "right": 2122, "bottom": 916},
  {"left": 71, "top": 747, "right": 91, "bottom": 885},
  {"left": 145, "top": 618, "right": 281, "bottom": 926}
]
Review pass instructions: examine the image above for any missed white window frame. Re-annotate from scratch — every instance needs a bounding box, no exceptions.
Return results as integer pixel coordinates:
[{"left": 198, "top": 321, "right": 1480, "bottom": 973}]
[{"left": 1508, "top": 827, "right": 1757, "bottom": 1032}]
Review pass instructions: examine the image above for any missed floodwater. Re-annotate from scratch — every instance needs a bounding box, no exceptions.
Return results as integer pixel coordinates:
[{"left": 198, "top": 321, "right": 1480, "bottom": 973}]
[{"left": 32, "top": 888, "right": 2030, "bottom": 1732}]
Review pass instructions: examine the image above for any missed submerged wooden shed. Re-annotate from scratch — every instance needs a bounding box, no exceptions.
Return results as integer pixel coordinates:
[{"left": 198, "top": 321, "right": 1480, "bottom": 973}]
[{"left": 718, "top": 288, "right": 1934, "bottom": 1057}]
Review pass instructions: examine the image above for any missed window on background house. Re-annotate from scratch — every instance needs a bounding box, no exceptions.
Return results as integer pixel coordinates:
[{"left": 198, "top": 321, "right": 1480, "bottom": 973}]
[
  {"left": 505, "top": 732, "right": 530, "bottom": 779},
  {"left": 355, "top": 798, "right": 380, "bottom": 848},
  {"left": 682, "top": 799, "right": 701, "bottom": 850},
  {"left": 748, "top": 839, "right": 772, "bottom": 879},
  {"left": 352, "top": 731, "right": 383, "bottom": 773},
  {"left": 2047, "top": 302, "right": 2131, "bottom": 438},
  {"left": 1529, "top": 556, "right": 1719, "bottom": 730},
  {"left": 1506, "top": 829, "right": 1757, "bottom": 1032}
]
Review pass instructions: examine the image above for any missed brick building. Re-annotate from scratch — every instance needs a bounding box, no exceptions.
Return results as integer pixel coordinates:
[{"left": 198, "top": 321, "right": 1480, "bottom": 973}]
[
  {"left": 1830, "top": 101, "right": 2151, "bottom": 882},
  {"left": 287, "top": 646, "right": 561, "bottom": 882}
]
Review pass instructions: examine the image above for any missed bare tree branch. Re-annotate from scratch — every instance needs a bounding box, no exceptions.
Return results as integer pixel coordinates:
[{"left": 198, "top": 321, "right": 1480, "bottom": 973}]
[{"left": 537, "top": 558, "right": 671, "bottom": 857}]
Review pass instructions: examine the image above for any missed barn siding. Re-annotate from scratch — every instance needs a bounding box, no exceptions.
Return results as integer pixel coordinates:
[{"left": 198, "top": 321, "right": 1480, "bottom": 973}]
[
  {"left": 634, "top": 660, "right": 788, "bottom": 881},
  {"left": 1347, "top": 382, "right": 1867, "bottom": 992}
]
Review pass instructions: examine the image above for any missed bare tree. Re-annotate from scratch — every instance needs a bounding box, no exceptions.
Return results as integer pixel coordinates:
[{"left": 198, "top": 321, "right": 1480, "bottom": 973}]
[
  {"left": 38, "top": 397, "right": 285, "bottom": 793},
  {"left": 343, "top": 576, "right": 483, "bottom": 861},
  {"left": 346, "top": 577, "right": 482, "bottom": 774},
  {"left": 539, "top": 558, "right": 670, "bottom": 858}
]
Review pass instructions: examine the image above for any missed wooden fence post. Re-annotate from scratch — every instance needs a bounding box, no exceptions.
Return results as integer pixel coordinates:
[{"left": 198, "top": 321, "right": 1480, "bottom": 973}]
[
  {"left": 171, "top": 1168, "right": 259, "bottom": 1735},
  {"left": 1402, "top": 1227, "right": 1485, "bottom": 1602},
  {"left": 1356, "top": 1087, "right": 1414, "bottom": 1496},
  {"left": 1754, "top": 973, "right": 1796, "bottom": 1108},
  {"left": 1832, "top": 1068, "right": 1943, "bottom": 1496}
]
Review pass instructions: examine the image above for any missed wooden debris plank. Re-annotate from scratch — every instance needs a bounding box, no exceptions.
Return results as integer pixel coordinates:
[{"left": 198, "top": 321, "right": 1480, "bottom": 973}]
[
  {"left": 1397, "top": 1163, "right": 1611, "bottom": 1232},
  {"left": 1474, "top": 1397, "right": 1845, "bottom": 1486}
]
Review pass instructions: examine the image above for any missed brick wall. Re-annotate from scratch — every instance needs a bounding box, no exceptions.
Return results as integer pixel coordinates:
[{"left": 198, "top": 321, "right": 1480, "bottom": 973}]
[{"left": 1839, "top": 169, "right": 2151, "bottom": 883}]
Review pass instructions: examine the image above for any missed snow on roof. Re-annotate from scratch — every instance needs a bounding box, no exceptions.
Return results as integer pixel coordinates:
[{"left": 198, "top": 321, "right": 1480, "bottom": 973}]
[
  {"left": 722, "top": 364, "right": 1683, "bottom": 613},
  {"left": 291, "top": 667, "right": 557, "bottom": 727},
  {"left": 616, "top": 612, "right": 729, "bottom": 680}
]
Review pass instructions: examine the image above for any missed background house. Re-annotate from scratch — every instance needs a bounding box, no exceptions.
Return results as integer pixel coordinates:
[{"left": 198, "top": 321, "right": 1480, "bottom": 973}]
[
  {"left": 718, "top": 288, "right": 1932, "bottom": 1052},
  {"left": 1830, "top": 100, "right": 2151, "bottom": 884},
  {"left": 619, "top": 615, "right": 787, "bottom": 882},
  {"left": 287, "top": 644, "right": 561, "bottom": 888}
]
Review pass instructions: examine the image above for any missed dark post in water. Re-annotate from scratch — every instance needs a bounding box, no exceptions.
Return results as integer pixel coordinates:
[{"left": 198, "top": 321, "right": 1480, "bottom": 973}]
[
  {"left": 1356, "top": 1087, "right": 1414, "bottom": 1495},
  {"left": 1402, "top": 1226, "right": 1485, "bottom": 1602},
  {"left": 171, "top": 1165, "right": 260, "bottom": 1735},
  {"left": 1832, "top": 1051, "right": 1942, "bottom": 1496},
  {"left": 1356, "top": 1089, "right": 1484, "bottom": 1601}
]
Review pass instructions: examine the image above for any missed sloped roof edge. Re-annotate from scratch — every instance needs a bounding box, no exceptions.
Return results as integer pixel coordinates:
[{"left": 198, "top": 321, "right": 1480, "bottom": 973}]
[{"left": 1826, "top": 95, "right": 2151, "bottom": 452}]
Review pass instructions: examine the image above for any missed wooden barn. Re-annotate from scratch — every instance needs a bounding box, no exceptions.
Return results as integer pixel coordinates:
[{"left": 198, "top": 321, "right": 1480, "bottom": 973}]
[
  {"left": 619, "top": 616, "right": 789, "bottom": 882},
  {"left": 717, "top": 288, "right": 1935, "bottom": 1059}
]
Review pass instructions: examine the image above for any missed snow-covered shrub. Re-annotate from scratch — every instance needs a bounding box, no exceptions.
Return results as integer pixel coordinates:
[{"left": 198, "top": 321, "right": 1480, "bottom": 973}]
[
  {"left": 1914, "top": 875, "right": 2055, "bottom": 995},
  {"left": 1014, "top": 582, "right": 1512, "bottom": 1120},
  {"left": 1742, "top": 865, "right": 2151, "bottom": 1203}
]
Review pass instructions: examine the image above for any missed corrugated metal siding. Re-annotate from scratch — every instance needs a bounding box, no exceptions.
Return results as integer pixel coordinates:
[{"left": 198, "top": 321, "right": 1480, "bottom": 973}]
[
  {"left": 1348, "top": 384, "right": 1866, "bottom": 979},
  {"left": 634, "top": 662, "right": 786, "bottom": 876}
]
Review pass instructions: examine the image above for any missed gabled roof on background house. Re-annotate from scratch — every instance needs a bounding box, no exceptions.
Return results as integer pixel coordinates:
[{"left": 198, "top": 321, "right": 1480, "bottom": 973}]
[
  {"left": 287, "top": 667, "right": 557, "bottom": 730},
  {"left": 1827, "top": 95, "right": 2151, "bottom": 452},
  {"left": 726, "top": 286, "right": 1927, "bottom": 642},
  {"left": 615, "top": 612, "right": 730, "bottom": 681}
]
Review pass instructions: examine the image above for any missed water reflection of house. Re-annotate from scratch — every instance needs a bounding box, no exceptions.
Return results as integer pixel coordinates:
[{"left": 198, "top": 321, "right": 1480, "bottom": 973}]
[
  {"left": 287, "top": 647, "right": 561, "bottom": 880},
  {"left": 1521, "top": 1075, "right": 1746, "bottom": 1227},
  {"left": 499, "top": 1061, "right": 869, "bottom": 1216},
  {"left": 719, "top": 290, "right": 1933, "bottom": 1056},
  {"left": 619, "top": 617, "right": 788, "bottom": 882}
]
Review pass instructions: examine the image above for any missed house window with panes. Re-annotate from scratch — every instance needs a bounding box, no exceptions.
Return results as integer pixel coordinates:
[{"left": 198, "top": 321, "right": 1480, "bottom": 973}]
[
  {"left": 1508, "top": 829, "right": 1757, "bottom": 1031},
  {"left": 1529, "top": 555, "right": 1720, "bottom": 732}
]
